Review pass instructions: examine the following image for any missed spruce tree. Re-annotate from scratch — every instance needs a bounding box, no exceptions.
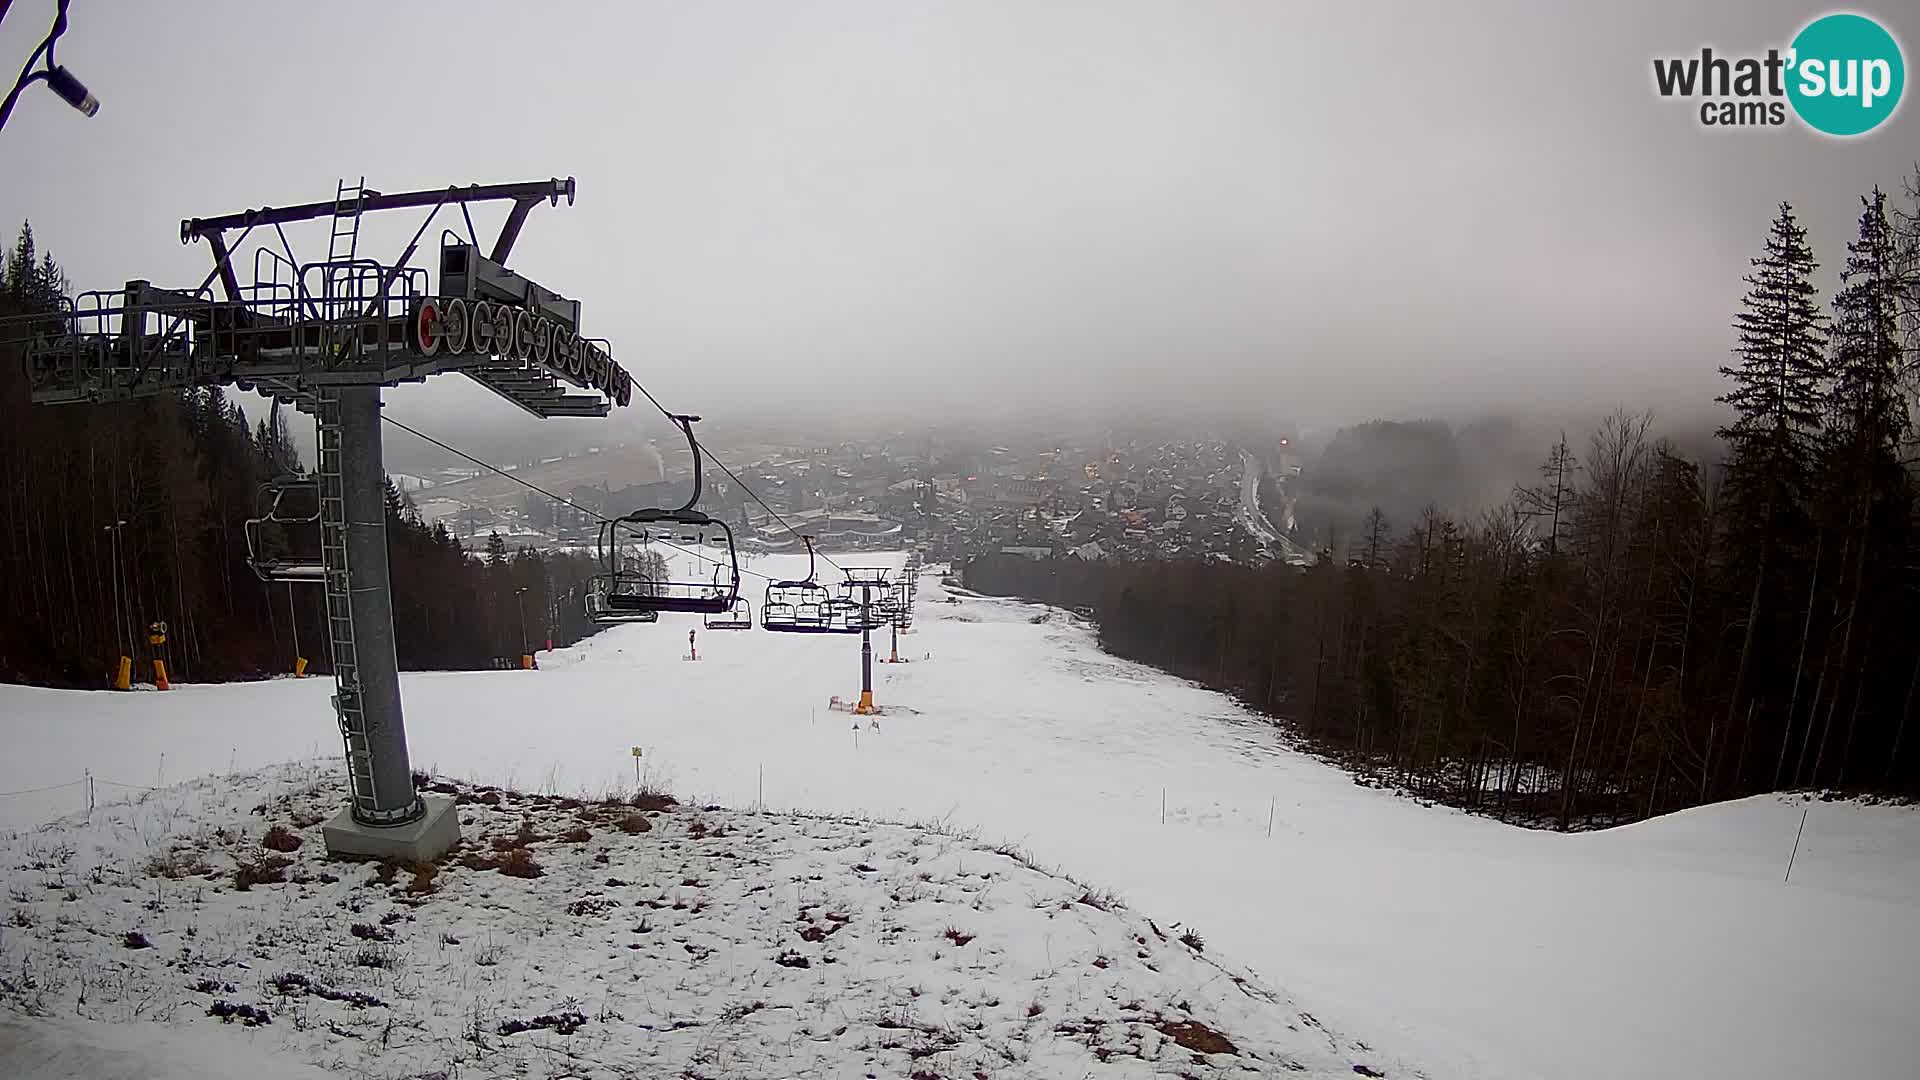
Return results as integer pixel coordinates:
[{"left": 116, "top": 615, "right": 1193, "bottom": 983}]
[
  {"left": 1514, "top": 433, "right": 1578, "bottom": 555},
  {"left": 1716, "top": 203, "right": 1828, "bottom": 753},
  {"left": 1718, "top": 203, "right": 1828, "bottom": 521},
  {"left": 1826, "top": 189, "right": 1908, "bottom": 460},
  {"left": 1799, "top": 189, "right": 1913, "bottom": 787},
  {"left": 4, "top": 223, "right": 65, "bottom": 313},
  {"left": 1894, "top": 166, "right": 1920, "bottom": 369},
  {"left": 4, "top": 222, "right": 35, "bottom": 299}
]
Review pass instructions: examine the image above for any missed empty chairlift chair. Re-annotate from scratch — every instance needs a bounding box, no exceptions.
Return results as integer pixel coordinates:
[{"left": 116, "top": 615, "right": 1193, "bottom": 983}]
[
  {"left": 888, "top": 580, "right": 915, "bottom": 631},
  {"left": 760, "top": 585, "right": 799, "bottom": 631},
  {"left": 761, "top": 535, "right": 834, "bottom": 633},
  {"left": 598, "top": 415, "right": 739, "bottom": 616},
  {"left": 704, "top": 565, "right": 753, "bottom": 629},
  {"left": 585, "top": 569, "right": 660, "bottom": 624},
  {"left": 824, "top": 588, "right": 862, "bottom": 633},
  {"left": 244, "top": 476, "right": 327, "bottom": 583}
]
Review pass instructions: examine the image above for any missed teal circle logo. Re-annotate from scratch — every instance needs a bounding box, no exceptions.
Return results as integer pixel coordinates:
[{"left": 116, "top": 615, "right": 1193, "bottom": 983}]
[{"left": 1787, "top": 13, "right": 1905, "bottom": 136}]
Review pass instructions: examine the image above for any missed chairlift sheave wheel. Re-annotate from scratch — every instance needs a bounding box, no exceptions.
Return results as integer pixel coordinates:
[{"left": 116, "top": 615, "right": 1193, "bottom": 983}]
[
  {"left": 440, "top": 297, "right": 471, "bottom": 354},
  {"left": 531, "top": 317, "right": 552, "bottom": 364},
  {"left": 470, "top": 301, "right": 495, "bottom": 353},
  {"left": 410, "top": 298, "right": 442, "bottom": 356},
  {"left": 493, "top": 305, "right": 517, "bottom": 360},
  {"left": 514, "top": 309, "right": 537, "bottom": 362}
]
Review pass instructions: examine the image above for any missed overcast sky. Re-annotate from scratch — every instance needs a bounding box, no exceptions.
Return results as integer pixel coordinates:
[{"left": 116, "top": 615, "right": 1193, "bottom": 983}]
[{"left": 2, "top": 1, "right": 1912, "bottom": 443}]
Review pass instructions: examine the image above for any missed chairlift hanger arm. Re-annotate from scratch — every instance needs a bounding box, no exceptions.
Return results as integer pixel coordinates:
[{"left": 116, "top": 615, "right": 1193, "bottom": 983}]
[{"left": 670, "top": 414, "right": 704, "bottom": 514}]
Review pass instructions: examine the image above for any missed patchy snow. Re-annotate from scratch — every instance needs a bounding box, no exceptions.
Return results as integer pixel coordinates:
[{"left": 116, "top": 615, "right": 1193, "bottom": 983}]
[
  {"left": 0, "top": 1012, "right": 335, "bottom": 1080},
  {"left": 0, "top": 765, "right": 1403, "bottom": 1079},
  {"left": 2, "top": 552, "right": 1917, "bottom": 1080}
]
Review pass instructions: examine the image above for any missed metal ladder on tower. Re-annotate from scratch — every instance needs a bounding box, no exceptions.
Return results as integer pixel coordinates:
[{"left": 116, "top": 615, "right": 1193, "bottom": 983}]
[
  {"left": 323, "top": 178, "right": 366, "bottom": 325},
  {"left": 329, "top": 177, "right": 365, "bottom": 261},
  {"left": 315, "top": 394, "right": 377, "bottom": 815}
]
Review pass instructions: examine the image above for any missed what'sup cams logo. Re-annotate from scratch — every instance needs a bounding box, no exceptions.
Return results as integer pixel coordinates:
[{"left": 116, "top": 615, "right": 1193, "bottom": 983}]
[{"left": 1653, "top": 11, "right": 1904, "bottom": 136}]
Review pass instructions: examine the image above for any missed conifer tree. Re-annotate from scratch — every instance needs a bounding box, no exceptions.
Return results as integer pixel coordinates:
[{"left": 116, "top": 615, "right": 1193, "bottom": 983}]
[
  {"left": 1514, "top": 433, "right": 1577, "bottom": 555},
  {"left": 1799, "top": 190, "right": 1913, "bottom": 787},
  {"left": 1717, "top": 203, "right": 1829, "bottom": 742},
  {"left": 1826, "top": 189, "right": 1908, "bottom": 461},
  {"left": 1718, "top": 203, "right": 1828, "bottom": 524}
]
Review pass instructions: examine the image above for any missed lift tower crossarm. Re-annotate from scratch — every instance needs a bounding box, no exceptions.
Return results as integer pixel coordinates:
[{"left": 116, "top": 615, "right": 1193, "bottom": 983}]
[
  {"left": 181, "top": 178, "right": 578, "bottom": 298},
  {"left": 181, "top": 178, "right": 575, "bottom": 250}
]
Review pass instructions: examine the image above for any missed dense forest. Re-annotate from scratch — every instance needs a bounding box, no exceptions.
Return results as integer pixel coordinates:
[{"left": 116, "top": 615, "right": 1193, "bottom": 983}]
[
  {"left": 967, "top": 184, "right": 1920, "bottom": 827},
  {"left": 0, "top": 225, "right": 606, "bottom": 688}
]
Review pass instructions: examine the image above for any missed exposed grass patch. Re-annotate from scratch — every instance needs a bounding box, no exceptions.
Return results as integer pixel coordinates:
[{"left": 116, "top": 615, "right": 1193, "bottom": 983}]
[
  {"left": 1156, "top": 1017, "right": 1237, "bottom": 1055},
  {"left": 491, "top": 818, "right": 543, "bottom": 851},
  {"left": 719, "top": 999, "right": 768, "bottom": 1022},
  {"left": 461, "top": 846, "right": 542, "bottom": 879},
  {"left": 628, "top": 791, "right": 678, "bottom": 812},
  {"left": 146, "top": 848, "right": 211, "bottom": 880},
  {"left": 1075, "top": 889, "right": 1120, "bottom": 911},
  {"left": 232, "top": 855, "right": 291, "bottom": 891},
  {"left": 261, "top": 825, "right": 303, "bottom": 852},
  {"left": 207, "top": 1001, "right": 271, "bottom": 1026},
  {"left": 351, "top": 944, "right": 398, "bottom": 969},
  {"left": 498, "top": 1010, "right": 587, "bottom": 1036},
  {"left": 269, "top": 972, "right": 386, "bottom": 1009},
  {"left": 497, "top": 847, "right": 541, "bottom": 878},
  {"left": 406, "top": 861, "right": 438, "bottom": 895},
  {"left": 565, "top": 897, "right": 617, "bottom": 917}
]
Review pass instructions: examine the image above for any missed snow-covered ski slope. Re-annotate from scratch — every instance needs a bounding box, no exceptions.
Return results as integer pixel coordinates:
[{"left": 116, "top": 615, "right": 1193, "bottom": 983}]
[
  {"left": 7, "top": 762, "right": 1407, "bottom": 1079},
  {"left": 3, "top": 550, "right": 1917, "bottom": 1080}
]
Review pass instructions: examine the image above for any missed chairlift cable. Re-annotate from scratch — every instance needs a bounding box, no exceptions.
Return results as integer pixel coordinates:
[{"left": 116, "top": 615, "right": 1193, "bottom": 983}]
[
  {"left": 378, "top": 414, "right": 779, "bottom": 583},
  {"left": 388, "top": 365, "right": 851, "bottom": 582},
  {"left": 624, "top": 377, "right": 847, "bottom": 575}
]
